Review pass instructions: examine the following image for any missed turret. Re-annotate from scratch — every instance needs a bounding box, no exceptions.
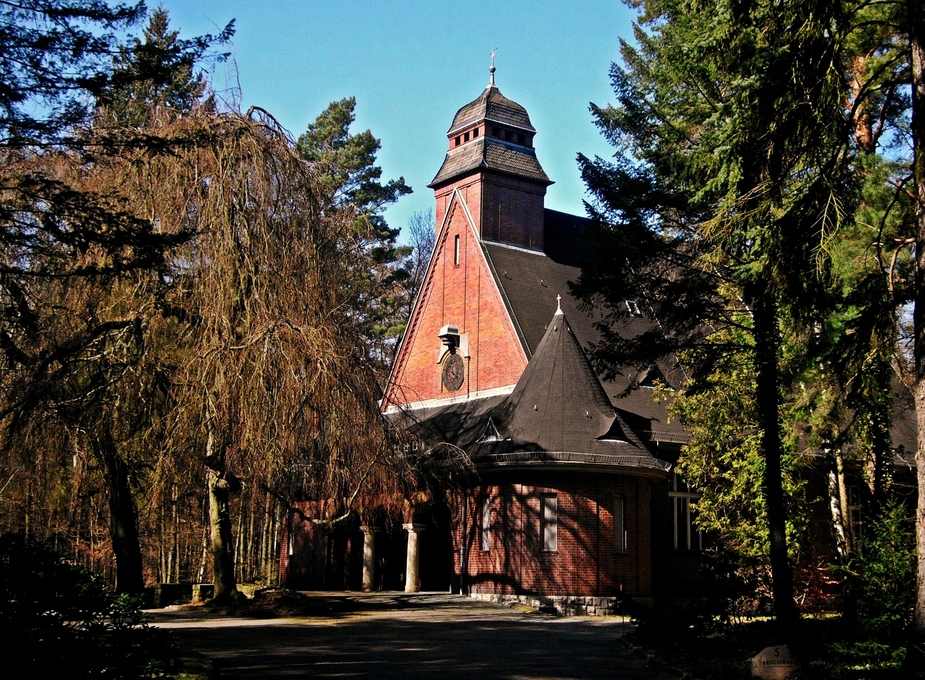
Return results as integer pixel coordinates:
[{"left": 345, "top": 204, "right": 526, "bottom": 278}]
[{"left": 429, "top": 64, "right": 552, "bottom": 251}]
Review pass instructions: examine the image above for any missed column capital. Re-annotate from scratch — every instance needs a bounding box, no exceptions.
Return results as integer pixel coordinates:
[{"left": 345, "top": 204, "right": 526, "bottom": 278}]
[{"left": 403, "top": 523, "right": 427, "bottom": 532}]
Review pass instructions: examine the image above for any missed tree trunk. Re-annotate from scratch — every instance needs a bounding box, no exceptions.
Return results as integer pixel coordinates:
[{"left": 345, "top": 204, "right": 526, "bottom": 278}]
[
  {"left": 197, "top": 522, "right": 208, "bottom": 584},
  {"left": 92, "top": 430, "right": 145, "bottom": 594},
  {"left": 751, "top": 290, "right": 797, "bottom": 630},
  {"left": 830, "top": 449, "right": 858, "bottom": 623},
  {"left": 834, "top": 448, "right": 855, "bottom": 555},
  {"left": 24, "top": 477, "right": 30, "bottom": 540},
  {"left": 911, "top": 0, "right": 925, "bottom": 637},
  {"left": 247, "top": 488, "right": 256, "bottom": 581},
  {"left": 850, "top": 53, "right": 875, "bottom": 153},
  {"left": 206, "top": 427, "right": 239, "bottom": 602},
  {"left": 159, "top": 500, "right": 166, "bottom": 582},
  {"left": 260, "top": 490, "right": 271, "bottom": 583},
  {"left": 172, "top": 483, "right": 180, "bottom": 582},
  {"left": 267, "top": 503, "right": 278, "bottom": 585},
  {"left": 233, "top": 493, "right": 243, "bottom": 583},
  {"left": 865, "top": 357, "right": 892, "bottom": 510}
]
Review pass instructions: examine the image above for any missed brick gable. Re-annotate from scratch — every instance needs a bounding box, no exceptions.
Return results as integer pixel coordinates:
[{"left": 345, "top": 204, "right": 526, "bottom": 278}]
[{"left": 383, "top": 190, "right": 527, "bottom": 410}]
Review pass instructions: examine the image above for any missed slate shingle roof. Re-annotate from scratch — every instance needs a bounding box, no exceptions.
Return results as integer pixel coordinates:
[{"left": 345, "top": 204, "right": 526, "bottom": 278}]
[
  {"left": 483, "top": 210, "right": 689, "bottom": 445},
  {"left": 429, "top": 139, "right": 551, "bottom": 188},
  {"left": 430, "top": 84, "right": 551, "bottom": 189},
  {"left": 473, "top": 307, "right": 669, "bottom": 474},
  {"left": 483, "top": 142, "right": 550, "bottom": 183},
  {"left": 449, "top": 86, "right": 535, "bottom": 133},
  {"left": 389, "top": 309, "right": 670, "bottom": 475}
]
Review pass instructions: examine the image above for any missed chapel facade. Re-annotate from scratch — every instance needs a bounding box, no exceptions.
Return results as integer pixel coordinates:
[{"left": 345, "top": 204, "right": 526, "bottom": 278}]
[{"left": 280, "top": 68, "right": 701, "bottom": 614}]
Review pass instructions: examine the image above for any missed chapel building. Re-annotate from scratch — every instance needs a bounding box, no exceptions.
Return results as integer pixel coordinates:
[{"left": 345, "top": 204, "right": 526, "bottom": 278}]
[{"left": 280, "top": 68, "right": 700, "bottom": 614}]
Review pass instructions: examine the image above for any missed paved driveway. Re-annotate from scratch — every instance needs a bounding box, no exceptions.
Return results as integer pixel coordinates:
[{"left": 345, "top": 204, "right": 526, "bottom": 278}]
[{"left": 148, "top": 592, "right": 675, "bottom": 679}]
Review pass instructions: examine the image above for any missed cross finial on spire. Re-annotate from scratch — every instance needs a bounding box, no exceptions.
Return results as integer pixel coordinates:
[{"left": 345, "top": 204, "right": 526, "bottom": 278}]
[
  {"left": 488, "top": 48, "right": 497, "bottom": 87},
  {"left": 555, "top": 293, "right": 563, "bottom": 315}
]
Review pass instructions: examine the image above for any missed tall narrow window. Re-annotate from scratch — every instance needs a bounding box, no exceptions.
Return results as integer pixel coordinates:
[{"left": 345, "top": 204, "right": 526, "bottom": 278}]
[
  {"left": 453, "top": 234, "right": 460, "bottom": 267},
  {"left": 614, "top": 495, "right": 626, "bottom": 553},
  {"left": 540, "top": 495, "right": 557, "bottom": 552},
  {"left": 481, "top": 497, "right": 492, "bottom": 551},
  {"left": 473, "top": 127, "right": 479, "bottom": 138},
  {"left": 670, "top": 474, "right": 701, "bottom": 551}
]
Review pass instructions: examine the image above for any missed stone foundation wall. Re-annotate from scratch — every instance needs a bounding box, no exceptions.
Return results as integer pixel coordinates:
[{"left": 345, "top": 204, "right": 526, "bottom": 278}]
[{"left": 469, "top": 591, "right": 623, "bottom": 617}]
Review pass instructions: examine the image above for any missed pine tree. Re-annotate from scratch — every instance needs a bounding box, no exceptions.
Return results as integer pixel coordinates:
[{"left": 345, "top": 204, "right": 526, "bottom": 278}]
[
  {"left": 908, "top": 0, "right": 925, "bottom": 637},
  {"left": 296, "top": 98, "right": 412, "bottom": 371},
  {"left": 576, "top": 0, "right": 857, "bottom": 629},
  {"left": 99, "top": 7, "right": 225, "bottom": 126}
]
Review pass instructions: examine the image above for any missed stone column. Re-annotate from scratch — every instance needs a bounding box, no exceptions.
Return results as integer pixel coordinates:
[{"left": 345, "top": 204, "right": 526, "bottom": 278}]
[
  {"left": 361, "top": 525, "right": 377, "bottom": 592},
  {"left": 403, "top": 523, "right": 426, "bottom": 593}
]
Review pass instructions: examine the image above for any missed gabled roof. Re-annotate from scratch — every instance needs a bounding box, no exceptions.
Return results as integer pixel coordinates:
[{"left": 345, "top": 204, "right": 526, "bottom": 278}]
[
  {"left": 429, "top": 138, "right": 551, "bottom": 188},
  {"left": 481, "top": 209, "right": 689, "bottom": 445},
  {"left": 448, "top": 85, "right": 535, "bottom": 133}
]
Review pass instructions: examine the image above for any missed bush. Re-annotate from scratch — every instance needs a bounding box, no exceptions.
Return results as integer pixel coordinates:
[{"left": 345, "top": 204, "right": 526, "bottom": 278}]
[
  {"left": 635, "top": 547, "right": 749, "bottom": 637},
  {"left": 0, "top": 533, "right": 176, "bottom": 678},
  {"left": 853, "top": 501, "right": 915, "bottom": 637}
]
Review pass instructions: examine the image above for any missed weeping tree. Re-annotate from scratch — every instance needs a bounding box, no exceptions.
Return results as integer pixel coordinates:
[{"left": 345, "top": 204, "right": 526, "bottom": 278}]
[
  {"left": 0, "top": 1, "right": 232, "bottom": 593},
  {"left": 123, "top": 110, "right": 414, "bottom": 601}
]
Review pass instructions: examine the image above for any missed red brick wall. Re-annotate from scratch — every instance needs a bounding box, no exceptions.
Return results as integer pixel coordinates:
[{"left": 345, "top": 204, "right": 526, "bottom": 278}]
[
  {"left": 383, "top": 193, "right": 527, "bottom": 408},
  {"left": 434, "top": 172, "right": 546, "bottom": 251},
  {"left": 449, "top": 475, "right": 654, "bottom": 597},
  {"left": 435, "top": 176, "right": 482, "bottom": 231},
  {"left": 278, "top": 500, "right": 336, "bottom": 588},
  {"left": 479, "top": 173, "right": 546, "bottom": 250}
]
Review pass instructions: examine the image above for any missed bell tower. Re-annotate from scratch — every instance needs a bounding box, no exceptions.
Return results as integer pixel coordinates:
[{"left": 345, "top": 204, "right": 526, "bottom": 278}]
[{"left": 428, "top": 63, "right": 553, "bottom": 251}]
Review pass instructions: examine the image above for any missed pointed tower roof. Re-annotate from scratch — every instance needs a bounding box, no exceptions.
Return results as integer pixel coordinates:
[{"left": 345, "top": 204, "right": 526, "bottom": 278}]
[
  {"left": 500, "top": 303, "right": 629, "bottom": 450},
  {"left": 473, "top": 303, "right": 670, "bottom": 473}
]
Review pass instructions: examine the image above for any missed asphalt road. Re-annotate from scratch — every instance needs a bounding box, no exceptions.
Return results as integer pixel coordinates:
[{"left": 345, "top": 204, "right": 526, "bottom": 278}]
[{"left": 148, "top": 591, "right": 677, "bottom": 679}]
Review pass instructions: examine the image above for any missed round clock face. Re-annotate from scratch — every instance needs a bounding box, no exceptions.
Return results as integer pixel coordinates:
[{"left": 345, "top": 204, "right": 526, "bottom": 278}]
[{"left": 442, "top": 353, "right": 465, "bottom": 391}]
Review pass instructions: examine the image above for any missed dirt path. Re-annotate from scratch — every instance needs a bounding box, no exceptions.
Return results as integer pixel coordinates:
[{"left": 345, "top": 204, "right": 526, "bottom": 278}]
[{"left": 147, "top": 591, "right": 676, "bottom": 679}]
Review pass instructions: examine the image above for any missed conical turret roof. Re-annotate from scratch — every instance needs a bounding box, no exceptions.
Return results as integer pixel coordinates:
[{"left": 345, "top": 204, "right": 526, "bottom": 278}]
[{"left": 472, "top": 303, "right": 669, "bottom": 473}]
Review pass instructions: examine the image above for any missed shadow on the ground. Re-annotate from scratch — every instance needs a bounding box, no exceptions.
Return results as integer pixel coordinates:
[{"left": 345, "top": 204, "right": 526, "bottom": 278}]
[
  {"left": 146, "top": 591, "right": 524, "bottom": 622},
  {"left": 149, "top": 593, "right": 661, "bottom": 679}
]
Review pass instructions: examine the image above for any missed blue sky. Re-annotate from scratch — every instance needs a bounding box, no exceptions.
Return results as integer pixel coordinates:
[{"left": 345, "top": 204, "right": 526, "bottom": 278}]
[{"left": 157, "top": 1, "right": 635, "bottom": 240}]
